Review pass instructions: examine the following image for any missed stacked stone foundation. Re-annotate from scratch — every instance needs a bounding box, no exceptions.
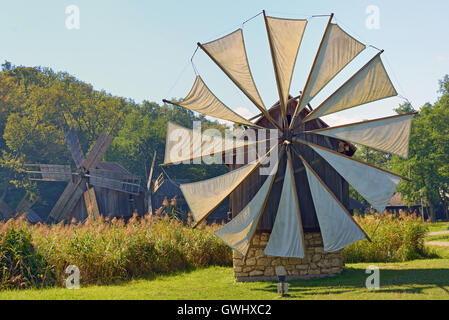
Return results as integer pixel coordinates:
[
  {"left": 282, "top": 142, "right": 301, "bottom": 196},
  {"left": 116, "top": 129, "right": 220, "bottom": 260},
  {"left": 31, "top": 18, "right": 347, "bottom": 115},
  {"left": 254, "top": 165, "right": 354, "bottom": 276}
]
[{"left": 233, "top": 231, "right": 344, "bottom": 282}]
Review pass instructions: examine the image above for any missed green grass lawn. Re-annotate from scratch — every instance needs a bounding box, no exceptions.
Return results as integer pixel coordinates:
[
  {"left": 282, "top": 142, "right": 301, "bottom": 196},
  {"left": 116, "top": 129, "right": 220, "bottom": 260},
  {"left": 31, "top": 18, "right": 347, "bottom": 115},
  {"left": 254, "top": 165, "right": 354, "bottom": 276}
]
[
  {"left": 426, "top": 234, "right": 449, "bottom": 242},
  {"left": 1, "top": 248, "right": 449, "bottom": 300},
  {"left": 426, "top": 221, "right": 449, "bottom": 233}
]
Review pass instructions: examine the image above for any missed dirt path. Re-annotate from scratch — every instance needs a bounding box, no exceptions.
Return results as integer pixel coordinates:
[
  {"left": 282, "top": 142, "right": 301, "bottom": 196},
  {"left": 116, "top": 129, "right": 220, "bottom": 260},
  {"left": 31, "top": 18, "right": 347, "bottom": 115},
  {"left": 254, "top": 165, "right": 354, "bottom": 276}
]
[
  {"left": 427, "top": 231, "right": 449, "bottom": 236},
  {"left": 425, "top": 241, "right": 449, "bottom": 247}
]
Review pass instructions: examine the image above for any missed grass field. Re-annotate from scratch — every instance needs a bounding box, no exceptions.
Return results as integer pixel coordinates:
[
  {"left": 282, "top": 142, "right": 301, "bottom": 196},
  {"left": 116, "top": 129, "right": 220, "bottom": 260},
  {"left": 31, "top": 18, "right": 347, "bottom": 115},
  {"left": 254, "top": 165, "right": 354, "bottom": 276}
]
[
  {"left": 426, "top": 221, "right": 449, "bottom": 233},
  {"left": 1, "top": 246, "right": 448, "bottom": 300}
]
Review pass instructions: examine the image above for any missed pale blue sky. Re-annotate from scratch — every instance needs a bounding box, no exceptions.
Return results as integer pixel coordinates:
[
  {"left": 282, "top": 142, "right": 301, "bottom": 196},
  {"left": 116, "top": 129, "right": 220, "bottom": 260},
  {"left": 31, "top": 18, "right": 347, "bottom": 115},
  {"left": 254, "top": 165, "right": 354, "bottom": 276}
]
[{"left": 0, "top": 0, "right": 448, "bottom": 125}]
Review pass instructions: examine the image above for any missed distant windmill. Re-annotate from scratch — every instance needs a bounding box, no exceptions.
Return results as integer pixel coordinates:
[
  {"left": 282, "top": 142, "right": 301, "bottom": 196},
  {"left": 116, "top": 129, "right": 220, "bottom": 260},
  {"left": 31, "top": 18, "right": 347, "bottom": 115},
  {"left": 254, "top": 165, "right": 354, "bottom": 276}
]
[
  {"left": 26, "top": 128, "right": 143, "bottom": 223},
  {"left": 0, "top": 190, "right": 36, "bottom": 221}
]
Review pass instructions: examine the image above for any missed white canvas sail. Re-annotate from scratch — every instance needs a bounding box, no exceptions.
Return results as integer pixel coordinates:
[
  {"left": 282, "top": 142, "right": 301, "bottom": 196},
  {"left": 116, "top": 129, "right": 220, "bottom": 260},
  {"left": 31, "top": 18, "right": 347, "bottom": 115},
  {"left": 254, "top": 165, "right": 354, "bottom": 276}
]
[
  {"left": 264, "top": 155, "right": 305, "bottom": 258},
  {"left": 201, "top": 29, "right": 266, "bottom": 110},
  {"left": 168, "top": 76, "right": 255, "bottom": 127},
  {"left": 214, "top": 158, "right": 280, "bottom": 257},
  {"left": 181, "top": 151, "right": 273, "bottom": 225},
  {"left": 305, "top": 55, "right": 397, "bottom": 121},
  {"left": 308, "top": 114, "right": 413, "bottom": 158},
  {"left": 297, "top": 23, "right": 365, "bottom": 114},
  {"left": 302, "top": 157, "right": 367, "bottom": 252},
  {"left": 163, "top": 122, "right": 262, "bottom": 165},
  {"left": 309, "top": 144, "right": 402, "bottom": 213},
  {"left": 266, "top": 16, "right": 307, "bottom": 109}
]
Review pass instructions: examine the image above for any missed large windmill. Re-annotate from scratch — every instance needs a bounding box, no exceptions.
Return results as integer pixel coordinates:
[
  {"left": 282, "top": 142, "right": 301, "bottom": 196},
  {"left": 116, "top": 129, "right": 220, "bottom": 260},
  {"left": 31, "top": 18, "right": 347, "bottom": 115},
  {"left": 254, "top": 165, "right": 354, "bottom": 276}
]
[
  {"left": 26, "top": 128, "right": 143, "bottom": 223},
  {"left": 163, "top": 11, "right": 415, "bottom": 259}
]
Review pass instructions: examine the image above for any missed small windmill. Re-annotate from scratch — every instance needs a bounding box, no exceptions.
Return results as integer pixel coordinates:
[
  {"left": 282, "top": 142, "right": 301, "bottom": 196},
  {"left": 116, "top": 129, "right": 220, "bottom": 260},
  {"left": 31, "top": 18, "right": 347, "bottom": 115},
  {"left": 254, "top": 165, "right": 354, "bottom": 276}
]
[
  {"left": 26, "top": 128, "right": 143, "bottom": 223},
  {"left": 163, "top": 11, "right": 415, "bottom": 259}
]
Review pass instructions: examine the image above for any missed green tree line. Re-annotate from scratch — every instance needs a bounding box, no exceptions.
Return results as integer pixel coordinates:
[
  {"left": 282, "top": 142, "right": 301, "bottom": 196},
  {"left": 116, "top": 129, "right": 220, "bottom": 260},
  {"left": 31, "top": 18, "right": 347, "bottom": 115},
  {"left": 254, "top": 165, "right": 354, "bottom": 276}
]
[{"left": 0, "top": 62, "right": 227, "bottom": 219}]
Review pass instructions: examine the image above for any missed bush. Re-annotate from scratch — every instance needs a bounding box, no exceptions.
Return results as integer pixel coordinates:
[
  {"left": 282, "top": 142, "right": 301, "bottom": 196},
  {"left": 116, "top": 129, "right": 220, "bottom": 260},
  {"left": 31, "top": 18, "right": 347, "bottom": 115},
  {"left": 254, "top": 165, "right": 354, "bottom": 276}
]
[
  {"left": 343, "top": 212, "right": 433, "bottom": 263},
  {"left": 0, "top": 222, "right": 54, "bottom": 289},
  {"left": 0, "top": 215, "right": 232, "bottom": 289}
]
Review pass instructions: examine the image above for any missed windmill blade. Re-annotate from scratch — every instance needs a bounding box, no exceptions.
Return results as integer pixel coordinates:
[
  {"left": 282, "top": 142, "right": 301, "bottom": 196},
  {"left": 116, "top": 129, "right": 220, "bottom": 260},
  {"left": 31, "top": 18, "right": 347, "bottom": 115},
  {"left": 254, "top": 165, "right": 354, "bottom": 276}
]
[
  {"left": 84, "top": 187, "right": 100, "bottom": 220},
  {"left": 265, "top": 150, "right": 305, "bottom": 258},
  {"left": 198, "top": 29, "right": 282, "bottom": 130},
  {"left": 25, "top": 164, "right": 72, "bottom": 182},
  {"left": 297, "top": 152, "right": 370, "bottom": 252},
  {"left": 182, "top": 145, "right": 278, "bottom": 228},
  {"left": 146, "top": 151, "right": 157, "bottom": 215},
  {"left": 89, "top": 173, "right": 141, "bottom": 195},
  {"left": 81, "top": 133, "right": 114, "bottom": 170},
  {"left": 147, "top": 151, "right": 157, "bottom": 192},
  {"left": 263, "top": 11, "right": 307, "bottom": 127},
  {"left": 295, "top": 139, "right": 407, "bottom": 214},
  {"left": 163, "top": 122, "right": 269, "bottom": 166},
  {"left": 291, "top": 16, "right": 366, "bottom": 128},
  {"left": 89, "top": 168, "right": 140, "bottom": 183},
  {"left": 163, "top": 76, "right": 257, "bottom": 128},
  {"left": 215, "top": 148, "right": 283, "bottom": 257},
  {"left": 199, "top": 29, "right": 266, "bottom": 111},
  {"left": 48, "top": 180, "right": 85, "bottom": 222},
  {"left": 153, "top": 173, "right": 164, "bottom": 194},
  {"left": 65, "top": 128, "right": 86, "bottom": 169},
  {"left": 15, "top": 193, "right": 37, "bottom": 215},
  {"left": 303, "top": 52, "right": 398, "bottom": 123},
  {"left": 305, "top": 113, "right": 416, "bottom": 158},
  {"left": 0, "top": 198, "right": 14, "bottom": 219}
]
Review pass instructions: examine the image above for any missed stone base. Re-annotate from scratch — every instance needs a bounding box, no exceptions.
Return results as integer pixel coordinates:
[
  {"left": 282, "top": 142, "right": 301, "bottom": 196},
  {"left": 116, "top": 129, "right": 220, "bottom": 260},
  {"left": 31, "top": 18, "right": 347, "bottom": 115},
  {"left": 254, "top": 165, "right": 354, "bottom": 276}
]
[{"left": 233, "top": 232, "right": 344, "bottom": 282}]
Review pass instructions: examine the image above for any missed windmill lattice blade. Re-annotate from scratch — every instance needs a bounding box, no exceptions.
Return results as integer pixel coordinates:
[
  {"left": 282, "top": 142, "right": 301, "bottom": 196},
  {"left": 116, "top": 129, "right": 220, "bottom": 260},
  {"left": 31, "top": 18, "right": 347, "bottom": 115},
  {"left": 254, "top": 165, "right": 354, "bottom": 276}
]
[
  {"left": 300, "top": 154, "right": 369, "bottom": 252},
  {"left": 26, "top": 164, "right": 72, "bottom": 182},
  {"left": 165, "top": 76, "right": 257, "bottom": 127},
  {"left": 292, "top": 22, "right": 365, "bottom": 125},
  {"left": 82, "top": 133, "right": 114, "bottom": 170},
  {"left": 89, "top": 174, "right": 141, "bottom": 195},
  {"left": 200, "top": 29, "right": 266, "bottom": 111},
  {"left": 265, "top": 14, "right": 307, "bottom": 121},
  {"left": 163, "top": 122, "right": 267, "bottom": 166},
  {"left": 304, "top": 54, "right": 397, "bottom": 122},
  {"left": 89, "top": 168, "right": 140, "bottom": 183},
  {"left": 65, "top": 129, "right": 86, "bottom": 169},
  {"left": 48, "top": 180, "right": 84, "bottom": 222},
  {"left": 306, "top": 113, "right": 415, "bottom": 158},
  {"left": 84, "top": 188, "right": 100, "bottom": 220},
  {"left": 304, "top": 141, "right": 403, "bottom": 214},
  {"left": 15, "top": 193, "right": 36, "bottom": 215},
  {"left": 182, "top": 146, "right": 277, "bottom": 227},
  {"left": 214, "top": 155, "right": 281, "bottom": 257},
  {"left": 265, "top": 151, "right": 305, "bottom": 258},
  {"left": 0, "top": 199, "right": 14, "bottom": 219}
]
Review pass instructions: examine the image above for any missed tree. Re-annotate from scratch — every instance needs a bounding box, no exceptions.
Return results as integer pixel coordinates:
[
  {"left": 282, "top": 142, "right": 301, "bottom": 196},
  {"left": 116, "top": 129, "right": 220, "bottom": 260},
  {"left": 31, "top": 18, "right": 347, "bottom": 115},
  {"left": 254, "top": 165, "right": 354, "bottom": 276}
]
[{"left": 391, "top": 76, "right": 449, "bottom": 221}]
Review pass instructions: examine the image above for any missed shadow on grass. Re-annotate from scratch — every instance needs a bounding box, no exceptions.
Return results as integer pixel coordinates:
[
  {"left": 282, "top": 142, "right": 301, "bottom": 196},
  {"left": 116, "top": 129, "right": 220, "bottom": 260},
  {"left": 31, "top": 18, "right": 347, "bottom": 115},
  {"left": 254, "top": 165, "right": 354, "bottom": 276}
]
[{"left": 251, "top": 267, "right": 449, "bottom": 298}]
